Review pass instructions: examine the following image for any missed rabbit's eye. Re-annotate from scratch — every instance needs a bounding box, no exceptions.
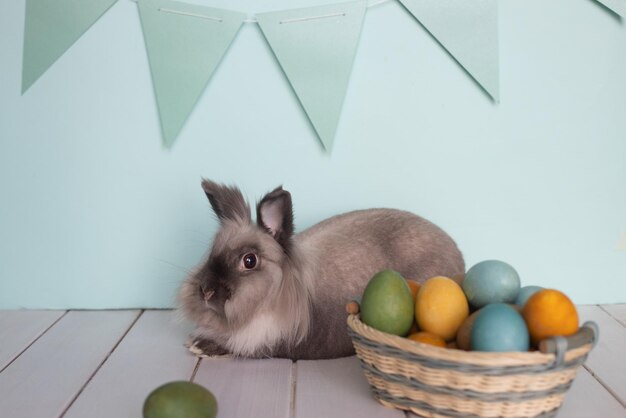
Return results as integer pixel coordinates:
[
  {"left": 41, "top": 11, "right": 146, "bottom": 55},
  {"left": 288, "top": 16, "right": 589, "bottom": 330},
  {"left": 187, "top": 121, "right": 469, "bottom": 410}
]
[{"left": 242, "top": 253, "right": 257, "bottom": 269}]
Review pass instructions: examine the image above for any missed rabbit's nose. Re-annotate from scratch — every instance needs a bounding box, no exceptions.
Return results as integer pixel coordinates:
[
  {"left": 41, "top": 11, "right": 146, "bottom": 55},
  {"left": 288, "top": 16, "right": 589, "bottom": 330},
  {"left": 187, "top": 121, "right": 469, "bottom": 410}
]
[{"left": 200, "top": 286, "right": 215, "bottom": 301}]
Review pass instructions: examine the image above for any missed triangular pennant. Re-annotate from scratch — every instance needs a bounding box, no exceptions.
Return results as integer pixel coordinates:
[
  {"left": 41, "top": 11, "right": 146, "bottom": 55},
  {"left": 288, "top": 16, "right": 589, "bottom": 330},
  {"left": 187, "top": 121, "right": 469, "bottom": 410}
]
[
  {"left": 21, "top": 0, "right": 119, "bottom": 93},
  {"left": 398, "top": 0, "right": 499, "bottom": 101},
  {"left": 594, "top": 0, "right": 626, "bottom": 17},
  {"left": 137, "top": 0, "right": 245, "bottom": 148},
  {"left": 257, "top": 0, "right": 367, "bottom": 151}
]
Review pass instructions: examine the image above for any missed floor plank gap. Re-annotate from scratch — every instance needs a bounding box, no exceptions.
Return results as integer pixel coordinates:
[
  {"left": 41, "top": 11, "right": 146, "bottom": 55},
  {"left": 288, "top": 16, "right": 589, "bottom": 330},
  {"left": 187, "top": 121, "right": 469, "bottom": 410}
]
[
  {"left": 0, "top": 310, "right": 69, "bottom": 374},
  {"left": 290, "top": 361, "right": 297, "bottom": 418},
  {"left": 190, "top": 358, "right": 202, "bottom": 382},
  {"left": 599, "top": 305, "right": 626, "bottom": 329},
  {"left": 583, "top": 365, "right": 626, "bottom": 410},
  {"left": 58, "top": 310, "right": 145, "bottom": 418}
]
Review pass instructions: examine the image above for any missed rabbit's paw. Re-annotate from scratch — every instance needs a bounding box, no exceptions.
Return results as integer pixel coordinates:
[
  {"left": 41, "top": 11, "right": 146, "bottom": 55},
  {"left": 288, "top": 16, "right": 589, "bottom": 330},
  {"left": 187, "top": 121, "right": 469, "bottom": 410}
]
[{"left": 186, "top": 337, "right": 231, "bottom": 358}]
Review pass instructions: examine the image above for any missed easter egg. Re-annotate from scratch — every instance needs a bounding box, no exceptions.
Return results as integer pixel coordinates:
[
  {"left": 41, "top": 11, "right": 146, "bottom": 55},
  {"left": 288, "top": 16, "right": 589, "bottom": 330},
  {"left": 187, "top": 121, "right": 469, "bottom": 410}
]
[
  {"left": 455, "top": 310, "right": 481, "bottom": 351},
  {"left": 462, "top": 260, "right": 521, "bottom": 309},
  {"left": 405, "top": 279, "right": 421, "bottom": 301},
  {"left": 522, "top": 289, "right": 579, "bottom": 345},
  {"left": 515, "top": 285, "right": 543, "bottom": 308},
  {"left": 361, "top": 270, "right": 414, "bottom": 336},
  {"left": 471, "top": 303, "right": 529, "bottom": 352},
  {"left": 415, "top": 276, "right": 469, "bottom": 341},
  {"left": 143, "top": 381, "right": 217, "bottom": 418},
  {"left": 408, "top": 331, "right": 447, "bottom": 348}
]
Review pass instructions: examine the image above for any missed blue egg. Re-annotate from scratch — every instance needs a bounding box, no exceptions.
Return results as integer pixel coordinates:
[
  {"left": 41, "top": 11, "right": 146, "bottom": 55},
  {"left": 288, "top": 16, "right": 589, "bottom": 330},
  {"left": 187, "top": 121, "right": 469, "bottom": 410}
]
[
  {"left": 515, "top": 285, "right": 543, "bottom": 308},
  {"left": 471, "top": 303, "right": 529, "bottom": 352},
  {"left": 462, "top": 260, "right": 520, "bottom": 309}
]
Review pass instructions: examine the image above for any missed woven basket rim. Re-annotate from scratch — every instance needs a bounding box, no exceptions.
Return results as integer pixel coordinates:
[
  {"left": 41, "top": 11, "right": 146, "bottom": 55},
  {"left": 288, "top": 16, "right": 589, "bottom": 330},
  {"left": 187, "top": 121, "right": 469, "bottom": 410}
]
[{"left": 348, "top": 314, "right": 592, "bottom": 368}]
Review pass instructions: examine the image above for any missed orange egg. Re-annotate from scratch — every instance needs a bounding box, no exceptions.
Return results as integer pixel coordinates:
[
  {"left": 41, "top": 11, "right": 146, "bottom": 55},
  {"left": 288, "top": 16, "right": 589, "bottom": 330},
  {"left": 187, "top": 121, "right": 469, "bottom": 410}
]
[
  {"left": 405, "top": 279, "right": 421, "bottom": 301},
  {"left": 408, "top": 331, "right": 447, "bottom": 348},
  {"left": 522, "top": 289, "right": 579, "bottom": 345}
]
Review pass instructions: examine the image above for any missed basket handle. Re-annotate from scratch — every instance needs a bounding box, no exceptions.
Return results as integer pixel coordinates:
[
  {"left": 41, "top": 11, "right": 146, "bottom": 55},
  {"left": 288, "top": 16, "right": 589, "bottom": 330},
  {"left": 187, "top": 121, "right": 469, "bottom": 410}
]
[{"left": 539, "top": 321, "right": 599, "bottom": 356}]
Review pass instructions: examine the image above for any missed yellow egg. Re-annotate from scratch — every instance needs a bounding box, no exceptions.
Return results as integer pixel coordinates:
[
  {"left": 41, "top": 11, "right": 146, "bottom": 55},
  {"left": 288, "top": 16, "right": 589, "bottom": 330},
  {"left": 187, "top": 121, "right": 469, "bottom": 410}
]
[{"left": 415, "top": 276, "right": 469, "bottom": 341}]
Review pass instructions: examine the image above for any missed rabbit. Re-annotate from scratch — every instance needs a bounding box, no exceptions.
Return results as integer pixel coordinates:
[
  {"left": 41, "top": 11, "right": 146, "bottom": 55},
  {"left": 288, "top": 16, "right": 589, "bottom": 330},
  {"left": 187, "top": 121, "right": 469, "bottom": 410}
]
[{"left": 177, "top": 180, "right": 465, "bottom": 360}]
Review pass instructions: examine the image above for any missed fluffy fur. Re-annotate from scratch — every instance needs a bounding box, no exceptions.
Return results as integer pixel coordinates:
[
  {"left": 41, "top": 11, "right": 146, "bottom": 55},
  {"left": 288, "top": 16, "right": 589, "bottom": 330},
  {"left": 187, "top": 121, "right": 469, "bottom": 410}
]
[{"left": 177, "top": 180, "right": 464, "bottom": 360}]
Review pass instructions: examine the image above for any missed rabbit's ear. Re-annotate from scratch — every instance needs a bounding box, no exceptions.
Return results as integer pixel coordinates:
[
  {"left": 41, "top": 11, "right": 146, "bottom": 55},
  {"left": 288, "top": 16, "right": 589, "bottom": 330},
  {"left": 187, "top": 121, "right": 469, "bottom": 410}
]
[
  {"left": 256, "top": 186, "right": 294, "bottom": 247},
  {"left": 201, "top": 179, "right": 250, "bottom": 223}
]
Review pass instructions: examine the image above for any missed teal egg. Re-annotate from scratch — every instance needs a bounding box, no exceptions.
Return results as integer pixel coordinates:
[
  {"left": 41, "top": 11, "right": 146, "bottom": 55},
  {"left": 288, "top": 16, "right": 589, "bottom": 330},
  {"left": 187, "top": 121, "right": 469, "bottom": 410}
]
[
  {"left": 462, "top": 260, "right": 520, "bottom": 309},
  {"left": 471, "top": 303, "right": 529, "bottom": 352},
  {"left": 515, "top": 285, "right": 543, "bottom": 308}
]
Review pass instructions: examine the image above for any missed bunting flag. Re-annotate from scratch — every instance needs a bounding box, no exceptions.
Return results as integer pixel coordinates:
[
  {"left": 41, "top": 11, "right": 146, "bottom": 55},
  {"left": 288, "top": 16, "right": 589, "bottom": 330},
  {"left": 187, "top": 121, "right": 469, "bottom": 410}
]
[
  {"left": 398, "top": 0, "right": 499, "bottom": 101},
  {"left": 21, "top": 0, "right": 119, "bottom": 94},
  {"left": 257, "top": 0, "right": 367, "bottom": 151},
  {"left": 594, "top": 0, "right": 626, "bottom": 16},
  {"left": 137, "top": 0, "right": 246, "bottom": 147}
]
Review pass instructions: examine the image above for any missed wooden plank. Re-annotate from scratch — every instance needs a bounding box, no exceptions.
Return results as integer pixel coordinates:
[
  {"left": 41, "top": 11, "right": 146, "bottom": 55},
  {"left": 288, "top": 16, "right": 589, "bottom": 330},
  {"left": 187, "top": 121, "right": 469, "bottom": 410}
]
[
  {"left": 0, "top": 310, "right": 139, "bottom": 418},
  {"left": 558, "top": 367, "right": 625, "bottom": 417},
  {"left": 194, "top": 358, "right": 292, "bottom": 418},
  {"left": 62, "top": 310, "right": 197, "bottom": 418},
  {"left": 0, "top": 310, "right": 65, "bottom": 371},
  {"left": 296, "top": 356, "right": 403, "bottom": 418},
  {"left": 577, "top": 305, "right": 626, "bottom": 407},
  {"left": 601, "top": 304, "right": 626, "bottom": 328}
]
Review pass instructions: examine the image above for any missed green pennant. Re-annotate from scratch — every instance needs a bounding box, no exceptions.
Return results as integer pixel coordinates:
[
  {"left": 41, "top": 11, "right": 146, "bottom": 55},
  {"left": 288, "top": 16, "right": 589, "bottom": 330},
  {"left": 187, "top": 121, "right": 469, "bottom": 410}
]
[
  {"left": 257, "top": 0, "right": 367, "bottom": 152},
  {"left": 594, "top": 0, "right": 626, "bottom": 16},
  {"left": 137, "top": 0, "right": 245, "bottom": 148},
  {"left": 21, "top": 0, "right": 119, "bottom": 94},
  {"left": 398, "top": 0, "right": 499, "bottom": 101}
]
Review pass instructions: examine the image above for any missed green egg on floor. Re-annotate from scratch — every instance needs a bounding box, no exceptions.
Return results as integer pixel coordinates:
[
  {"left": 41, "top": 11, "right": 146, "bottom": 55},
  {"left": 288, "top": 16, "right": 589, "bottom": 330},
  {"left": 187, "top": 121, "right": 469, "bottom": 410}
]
[{"left": 143, "top": 381, "right": 217, "bottom": 418}]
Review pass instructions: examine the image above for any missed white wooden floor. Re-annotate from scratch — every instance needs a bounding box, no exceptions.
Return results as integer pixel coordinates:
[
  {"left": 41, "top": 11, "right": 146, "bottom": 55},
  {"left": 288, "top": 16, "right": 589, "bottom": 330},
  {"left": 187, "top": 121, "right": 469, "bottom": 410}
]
[{"left": 0, "top": 305, "right": 625, "bottom": 418}]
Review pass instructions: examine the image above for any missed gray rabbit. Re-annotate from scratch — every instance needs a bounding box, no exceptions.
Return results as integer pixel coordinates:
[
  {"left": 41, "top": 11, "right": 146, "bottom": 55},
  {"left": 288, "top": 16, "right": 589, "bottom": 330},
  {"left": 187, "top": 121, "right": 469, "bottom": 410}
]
[{"left": 177, "top": 180, "right": 464, "bottom": 360}]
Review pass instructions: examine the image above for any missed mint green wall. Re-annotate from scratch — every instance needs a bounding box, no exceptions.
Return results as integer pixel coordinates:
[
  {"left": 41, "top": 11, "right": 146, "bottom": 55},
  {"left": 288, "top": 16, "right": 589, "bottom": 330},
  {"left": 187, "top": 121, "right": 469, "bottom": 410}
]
[{"left": 1, "top": 0, "right": 625, "bottom": 309}]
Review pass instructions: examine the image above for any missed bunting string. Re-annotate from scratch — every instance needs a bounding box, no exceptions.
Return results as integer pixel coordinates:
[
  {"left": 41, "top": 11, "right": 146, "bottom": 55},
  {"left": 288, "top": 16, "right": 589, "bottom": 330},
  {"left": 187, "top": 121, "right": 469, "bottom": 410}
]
[
  {"left": 158, "top": 8, "right": 224, "bottom": 22},
  {"left": 127, "top": 0, "right": 393, "bottom": 23}
]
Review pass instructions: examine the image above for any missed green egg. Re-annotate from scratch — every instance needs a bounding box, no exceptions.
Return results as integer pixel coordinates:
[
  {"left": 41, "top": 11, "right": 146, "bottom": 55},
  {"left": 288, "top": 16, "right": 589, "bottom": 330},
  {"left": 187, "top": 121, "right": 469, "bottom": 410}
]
[
  {"left": 143, "top": 381, "right": 217, "bottom": 418},
  {"left": 360, "top": 270, "right": 414, "bottom": 336}
]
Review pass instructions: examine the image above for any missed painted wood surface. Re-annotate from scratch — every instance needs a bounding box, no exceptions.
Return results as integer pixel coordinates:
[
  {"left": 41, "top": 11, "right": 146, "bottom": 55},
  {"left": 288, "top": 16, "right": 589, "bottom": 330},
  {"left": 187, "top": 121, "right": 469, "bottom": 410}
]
[
  {"left": 602, "top": 304, "right": 626, "bottom": 328},
  {"left": 63, "top": 310, "right": 197, "bottom": 418},
  {"left": 0, "top": 308, "right": 624, "bottom": 418},
  {"left": 0, "top": 310, "right": 139, "bottom": 418},
  {"left": 558, "top": 368, "right": 626, "bottom": 417},
  {"left": 0, "top": 310, "right": 65, "bottom": 371},
  {"left": 295, "top": 356, "right": 403, "bottom": 418},
  {"left": 578, "top": 305, "right": 626, "bottom": 408},
  {"left": 194, "top": 357, "right": 293, "bottom": 418}
]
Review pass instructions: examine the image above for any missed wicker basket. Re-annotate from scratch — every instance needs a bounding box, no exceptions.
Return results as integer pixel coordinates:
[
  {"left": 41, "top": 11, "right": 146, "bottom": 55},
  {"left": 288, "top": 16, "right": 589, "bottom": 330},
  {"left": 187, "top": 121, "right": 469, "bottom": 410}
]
[{"left": 347, "top": 314, "right": 598, "bottom": 418}]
